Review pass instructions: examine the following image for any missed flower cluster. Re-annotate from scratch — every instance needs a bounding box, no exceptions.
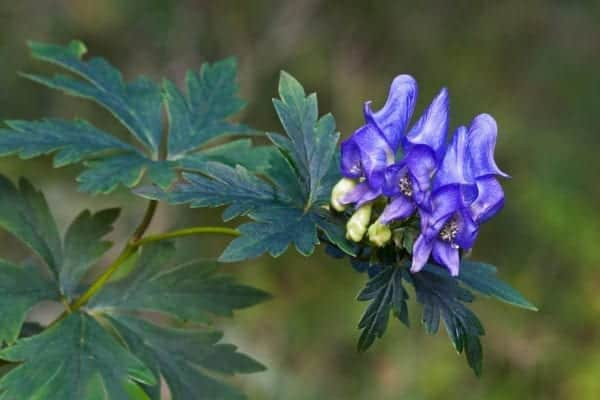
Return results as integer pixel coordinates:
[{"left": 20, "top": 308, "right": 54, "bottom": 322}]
[{"left": 331, "top": 75, "right": 508, "bottom": 276}]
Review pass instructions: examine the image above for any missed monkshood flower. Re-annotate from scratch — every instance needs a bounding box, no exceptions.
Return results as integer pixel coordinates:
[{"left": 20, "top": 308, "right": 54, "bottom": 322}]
[
  {"left": 411, "top": 114, "right": 509, "bottom": 276},
  {"left": 331, "top": 75, "right": 449, "bottom": 244},
  {"left": 335, "top": 76, "right": 448, "bottom": 209}
]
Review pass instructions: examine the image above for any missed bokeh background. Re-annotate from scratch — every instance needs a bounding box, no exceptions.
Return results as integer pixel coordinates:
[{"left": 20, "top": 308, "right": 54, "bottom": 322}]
[{"left": 0, "top": 1, "right": 599, "bottom": 399}]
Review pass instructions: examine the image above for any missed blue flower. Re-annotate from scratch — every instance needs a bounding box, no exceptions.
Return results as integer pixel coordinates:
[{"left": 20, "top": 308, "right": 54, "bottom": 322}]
[
  {"left": 410, "top": 114, "right": 508, "bottom": 276},
  {"left": 337, "top": 75, "right": 449, "bottom": 211}
]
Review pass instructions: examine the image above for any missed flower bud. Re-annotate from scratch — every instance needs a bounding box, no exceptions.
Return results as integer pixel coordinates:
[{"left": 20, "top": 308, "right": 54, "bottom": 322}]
[
  {"left": 346, "top": 203, "right": 373, "bottom": 242},
  {"left": 368, "top": 220, "right": 392, "bottom": 247},
  {"left": 330, "top": 178, "right": 357, "bottom": 212}
]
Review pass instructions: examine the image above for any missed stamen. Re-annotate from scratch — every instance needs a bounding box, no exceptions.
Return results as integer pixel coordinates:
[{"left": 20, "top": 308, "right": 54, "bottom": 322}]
[
  {"left": 398, "top": 175, "right": 413, "bottom": 197},
  {"left": 439, "top": 218, "right": 459, "bottom": 242}
]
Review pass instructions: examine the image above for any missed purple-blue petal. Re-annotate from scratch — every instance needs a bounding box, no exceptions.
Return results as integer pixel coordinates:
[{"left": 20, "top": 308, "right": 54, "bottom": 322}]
[
  {"left": 469, "top": 176, "right": 505, "bottom": 223},
  {"left": 434, "top": 126, "right": 475, "bottom": 188},
  {"left": 466, "top": 114, "right": 509, "bottom": 178},
  {"left": 404, "top": 87, "right": 449, "bottom": 160},
  {"left": 339, "top": 181, "right": 381, "bottom": 208},
  {"left": 340, "top": 124, "right": 394, "bottom": 187},
  {"left": 340, "top": 136, "right": 363, "bottom": 179},
  {"left": 411, "top": 234, "right": 433, "bottom": 273},
  {"left": 382, "top": 163, "right": 406, "bottom": 197},
  {"left": 432, "top": 240, "right": 460, "bottom": 276},
  {"left": 364, "top": 74, "right": 418, "bottom": 151},
  {"left": 405, "top": 145, "right": 437, "bottom": 209},
  {"left": 380, "top": 195, "right": 416, "bottom": 224},
  {"left": 454, "top": 208, "right": 479, "bottom": 249},
  {"left": 422, "top": 184, "right": 462, "bottom": 239}
]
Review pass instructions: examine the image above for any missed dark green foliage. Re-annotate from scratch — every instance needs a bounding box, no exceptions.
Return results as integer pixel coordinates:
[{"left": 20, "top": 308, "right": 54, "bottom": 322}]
[
  {"left": 138, "top": 72, "right": 354, "bottom": 262},
  {"left": 106, "top": 315, "right": 265, "bottom": 400},
  {"left": 0, "top": 177, "right": 268, "bottom": 398},
  {"left": 0, "top": 41, "right": 266, "bottom": 194},
  {"left": 0, "top": 175, "right": 62, "bottom": 273},
  {"left": 61, "top": 208, "right": 120, "bottom": 298},
  {"left": 355, "top": 260, "right": 536, "bottom": 376},
  {"left": 0, "top": 312, "right": 156, "bottom": 400},
  {"left": 88, "top": 242, "right": 268, "bottom": 399},
  {"left": 455, "top": 261, "right": 538, "bottom": 311},
  {"left": 408, "top": 267, "right": 485, "bottom": 376},
  {"left": 89, "top": 242, "right": 271, "bottom": 323},
  {"left": 356, "top": 266, "right": 408, "bottom": 351},
  {"left": 0, "top": 261, "right": 59, "bottom": 344},
  {"left": 0, "top": 175, "right": 120, "bottom": 300}
]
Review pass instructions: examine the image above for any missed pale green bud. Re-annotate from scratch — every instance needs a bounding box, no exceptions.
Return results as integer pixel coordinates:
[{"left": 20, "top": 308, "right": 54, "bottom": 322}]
[
  {"left": 346, "top": 203, "right": 373, "bottom": 242},
  {"left": 368, "top": 220, "right": 392, "bottom": 247},
  {"left": 330, "top": 178, "right": 357, "bottom": 212}
]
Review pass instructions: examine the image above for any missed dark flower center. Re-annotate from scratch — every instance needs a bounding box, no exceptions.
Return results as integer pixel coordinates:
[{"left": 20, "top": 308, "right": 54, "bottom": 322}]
[
  {"left": 439, "top": 218, "right": 459, "bottom": 242},
  {"left": 399, "top": 175, "right": 413, "bottom": 197}
]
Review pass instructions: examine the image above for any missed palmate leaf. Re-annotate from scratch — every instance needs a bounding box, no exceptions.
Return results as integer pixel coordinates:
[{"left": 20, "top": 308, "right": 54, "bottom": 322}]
[
  {"left": 0, "top": 175, "right": 119, "bottom": 340},
  {"left": 0, "top": 177, "right": 268, "bottom": 398},
  {"left": 89, "top": 242, "right": 269, "bottom": 399},
  {"left": 0, "top": 261, "right": 59, "bottom": 344},
  {"left": 356, "top": 266, "right": 408, "bottom": 351},
  {"left": 355, "top": 258, "right": 536, "bottom": 375},
  {"left": 0, "top": 175, "right": 62, "bottom": 273},
  {"left": 0, "top": 40, "right": 266, "bottom": 194},
  {"left": 61, "top": 208, "right": 120, "bottom": 297},
  {"left": 106, "top": 315, "right": 265, "bottom": 400},
  {"left": 0, "top": 179, "right": 119, "bottom": 299},
  {"left": 408, "top": 268, "right": 485, "bottom": 376},
  {"left": 0, "top": 312, "right": 156, "bottom": 400},
  {"left": 138, "top": 72, "right": 354, "bottom": 262},
  {"left": 89, "top": 242, "right": 270, "bottom": 323}
]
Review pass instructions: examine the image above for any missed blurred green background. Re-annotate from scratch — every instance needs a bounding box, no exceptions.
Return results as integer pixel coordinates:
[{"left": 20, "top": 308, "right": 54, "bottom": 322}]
[{"left": 0, "top": 1, "right": 598, "bottom": 399}]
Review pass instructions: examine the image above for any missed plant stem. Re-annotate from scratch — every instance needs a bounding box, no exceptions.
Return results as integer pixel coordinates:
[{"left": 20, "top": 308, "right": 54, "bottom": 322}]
[
  {"left": 68, "top": 200, "right": 158, "bottom": 312},
  {"left": 58, "top": 199, "right": 239, "bottom": 317},
  {"left": 135, "top": 226, "right": 240, "bottom": 246},
  {"left": 131, "top": 200, "right": 158, "bottom": 241},
  {"left": 68, "top": 225, "right": 238, "bottom": 312}
]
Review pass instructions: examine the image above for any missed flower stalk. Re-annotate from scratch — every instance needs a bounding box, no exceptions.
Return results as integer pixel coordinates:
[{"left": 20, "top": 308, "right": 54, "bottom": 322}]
[{"left": 56, "top": 201, "right": 241, "bottom": 316}]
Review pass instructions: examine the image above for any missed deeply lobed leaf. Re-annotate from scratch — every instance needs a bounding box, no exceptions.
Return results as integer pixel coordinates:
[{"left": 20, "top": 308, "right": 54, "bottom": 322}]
[
  {"left": 138, "top": 72, "right": 353, "bottom": 262},
  {"left": 0, "top": 312, "right": 156, "bottom": 400},
  {"left": 60, "top": 208, "right": 120, "bottom": 298},
  {"left": 0, "top": 261, "right": 59, "bottom": 344},
  {"left": 356, "top": 266, "right": 409, "bottom": 351},
  {"left": 0, "top": 40, "right": 265, "bottom": 194},
  {"left": 89, "top": 242, "right": 270, "bottom": 323},
  {"left": 0, "top": 175, "right": 62, "bottom": 273},
  {"left": 88, "top": 242, "right": 269, "bottom": 399},
  {"left": 407, "top": 267, "right": 485, "bottom": 376},
  {"left": 106, "top": 315, "right": 265, "bottom": 400}
]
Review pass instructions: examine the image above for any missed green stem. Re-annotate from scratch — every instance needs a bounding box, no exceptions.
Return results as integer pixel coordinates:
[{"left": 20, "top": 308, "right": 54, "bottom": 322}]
[
  {"left": 68, "top": 200, "right": 158, "bottom": 313},
  {"left": 131, "top": 200, "right": 158, "bottom": 241},
  {"left": 68, "top": 225, "right": 239, "bottom": 312},
  {"left": 135, "top": 226, "right": 240, "bottom": 246}
]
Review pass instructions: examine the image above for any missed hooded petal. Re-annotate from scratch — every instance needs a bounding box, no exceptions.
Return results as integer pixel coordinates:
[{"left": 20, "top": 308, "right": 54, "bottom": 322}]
[
  {"left": 404, "top": 87, "right": 449, "bottom": 160},
  {"left": 340, "top": 124, "right": 393, "bottom": 187},
  {"left": 339, "top": 136, "right": 362, "bottom": 178},
  {"left": 404, "top": 144, "right": 437, "bottom": 208},
  {"left": 339, "top": 181, "right": 381, "bottom": 208},
  {"left": 422, "top": 184, "right": 462, "bottom": 239},
  {"left": 411, "top": 234, "right": 433, "bottom": 273},
  {"left": 382, "top": 163, "right": 407, "bottom": 197},
  {"left": 454, "top": 208, "right": 479, "bottom": 249},
  {"left": 469, "top": 176, "right": 505, "bottom": 223},
  {"left": 466, "top": 114, "right": 509, "bottom": 178},
  {"left": 434, "top": 126, "right": 474, "bottom": 187},
  {"left": 364, "top": 74, "right": 418, "bottom": 150},
  {"left": 379, "top": 195, "right": 416, "bottom": 224},
  {"left": 432, "top": 240, "right": 460, "bottom": 276}
]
